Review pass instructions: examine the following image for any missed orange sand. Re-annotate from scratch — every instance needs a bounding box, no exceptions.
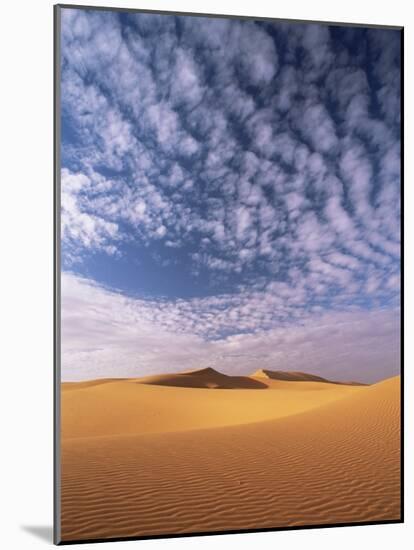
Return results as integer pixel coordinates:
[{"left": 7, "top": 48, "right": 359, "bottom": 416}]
[{"left": 60, "top": 370, "right": 401, "bottom": 542}]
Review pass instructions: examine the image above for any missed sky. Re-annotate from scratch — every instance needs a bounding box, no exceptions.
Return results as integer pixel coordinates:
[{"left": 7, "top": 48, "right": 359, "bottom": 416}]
[{"left": 60, "top": 7, "right": 401, "bottom": 383}]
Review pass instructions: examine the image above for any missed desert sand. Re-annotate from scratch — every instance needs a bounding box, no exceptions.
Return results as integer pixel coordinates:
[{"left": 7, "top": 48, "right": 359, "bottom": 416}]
[
  {"left": 60, "top": 368, "right": 401, "bottom": 542},
  {"left": 252, "top": 368, "right": 366, "bottom": 385}
]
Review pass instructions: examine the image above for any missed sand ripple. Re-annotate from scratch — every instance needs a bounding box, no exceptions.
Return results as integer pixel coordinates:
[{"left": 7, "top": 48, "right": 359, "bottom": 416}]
[{"left": 60, "top": 376, "right": 400, "bottom": 541}]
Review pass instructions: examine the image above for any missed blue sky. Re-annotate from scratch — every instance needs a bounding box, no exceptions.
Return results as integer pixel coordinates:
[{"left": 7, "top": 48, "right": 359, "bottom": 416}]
[{"left": 60, "top": 8, "right": 401, "bottom": 382}]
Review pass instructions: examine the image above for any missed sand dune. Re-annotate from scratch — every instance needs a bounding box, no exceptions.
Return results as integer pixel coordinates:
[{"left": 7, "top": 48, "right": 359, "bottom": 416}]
[
  {"left": 136, "top": 367, "right": 268, "bottom": 389},
  {"left": 60, "top": 374, "right": 400, "bottom": 542},
  {"left": 252, "top": 368, "right": 367, "bottom": 385},
  {"left": 61, "top": 373, "right": 361, "bottom": 439},
  {"left": 61, "top": 378, "right": 127, "bottom": 392}
]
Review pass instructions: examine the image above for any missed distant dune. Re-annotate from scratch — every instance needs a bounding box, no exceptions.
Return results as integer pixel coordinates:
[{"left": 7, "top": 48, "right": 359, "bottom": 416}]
[
  {"left": 60, "top": 371, "right": 400, "bottom": 541},
  {"left": 61, "top": 370, "right": 362, "bottom": 439},
  {"left": 252, "top": 368, "right": 367, "bottom": 386},
  {"left": 136, "top": 367, "right": 268, "bottom": 389}
]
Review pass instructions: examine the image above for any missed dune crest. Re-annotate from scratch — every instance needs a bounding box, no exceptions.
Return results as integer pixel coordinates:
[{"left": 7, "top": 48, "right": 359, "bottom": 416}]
[{"left": 252, "top": 368, "right": 367, "bottom": 386}]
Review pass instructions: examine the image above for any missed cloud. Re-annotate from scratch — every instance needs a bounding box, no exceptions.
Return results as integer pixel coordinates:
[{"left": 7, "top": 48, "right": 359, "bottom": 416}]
[
  {"left": 62, "top": 273, "right": 400, "bottom": 384},
  {"left": 61, "top": 169, "right": 120, "bottom": 259},
  {"left": 300, "top": 103, "right": 338, "bottom": 154},
  {"left": 59, "top": 9, "right": 401, "bottom": 380},
  {"left": 301, "top": 24, "right": 334, "bottom": 82},
  {"left": 339, "top": 140, "right": 373, "bottom": 219},
  {"left": 170, "top": 48, "right": 205, "bottom": 108},
  {"left": 236, "top": 22, "right": 279, "bottom": 86}
]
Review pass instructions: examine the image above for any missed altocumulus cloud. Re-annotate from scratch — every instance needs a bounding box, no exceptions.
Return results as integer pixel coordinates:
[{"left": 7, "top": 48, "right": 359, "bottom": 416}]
[
  {"left": 62, "top": 272, "right": 400, "bottom": 383},
  {"left": 59, "top": 8, "right": 401, "bottom": 382}
]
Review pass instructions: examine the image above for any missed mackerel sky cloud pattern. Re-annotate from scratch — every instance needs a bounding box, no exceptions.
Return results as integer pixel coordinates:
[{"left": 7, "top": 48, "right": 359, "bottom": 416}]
[{"left": 60, "top": 9, "right": 401, "bottom": 382}]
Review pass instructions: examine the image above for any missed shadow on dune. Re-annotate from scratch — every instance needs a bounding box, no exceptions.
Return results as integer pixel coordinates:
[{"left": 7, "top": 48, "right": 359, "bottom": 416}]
[{"left": 136, "top": 367, "right": 269, "bottom": 389}]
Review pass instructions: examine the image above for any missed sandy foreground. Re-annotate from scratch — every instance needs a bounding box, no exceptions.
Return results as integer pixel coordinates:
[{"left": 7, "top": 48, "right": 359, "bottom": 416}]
[{"left": 60, "top": 369, "right": 401, "bottom": 541}]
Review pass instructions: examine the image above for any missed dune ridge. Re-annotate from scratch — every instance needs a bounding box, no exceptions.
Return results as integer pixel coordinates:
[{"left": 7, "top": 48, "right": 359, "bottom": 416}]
[
  {"left": 61, "top": 374, "right": 361, "bottom": 439},
  {"left": 60, "top": 373, "right": 400, "bottom": 541},
  {"left": 252, "top": 368, "right": 367, "bottom": 386},
  {"left": 136, "top": 367, "right": 268, "bottom": 389}
]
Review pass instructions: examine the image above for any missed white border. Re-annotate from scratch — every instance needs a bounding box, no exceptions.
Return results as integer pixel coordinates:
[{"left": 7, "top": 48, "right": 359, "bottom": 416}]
[{"left": 0, "top": 1, "right": 410, "bottom": 548}]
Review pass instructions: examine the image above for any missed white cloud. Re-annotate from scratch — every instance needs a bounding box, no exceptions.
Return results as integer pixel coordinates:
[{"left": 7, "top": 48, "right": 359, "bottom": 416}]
[
  {"left": 61, "top": 169, "right": 119, "bottom": 258},
  {"left": 300, "top": 103, "right": 338, "bottom": 153},
  {"left": 170, "top": 48, "right": 204, "bottom": 107},
  {"left": 62, "top": 272, "right": 400, "bottom": 384},
  {"left": 340, "top": 140, "right": 373, "bottom": 220},
  {"left": 59, "top": 10, "right": 401, "bottom": 379}
]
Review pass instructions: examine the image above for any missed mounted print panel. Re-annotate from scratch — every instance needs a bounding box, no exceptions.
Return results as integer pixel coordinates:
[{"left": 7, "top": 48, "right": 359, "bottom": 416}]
[{"left": 54, "top": 4, "right": 402, "bottom": 544}]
